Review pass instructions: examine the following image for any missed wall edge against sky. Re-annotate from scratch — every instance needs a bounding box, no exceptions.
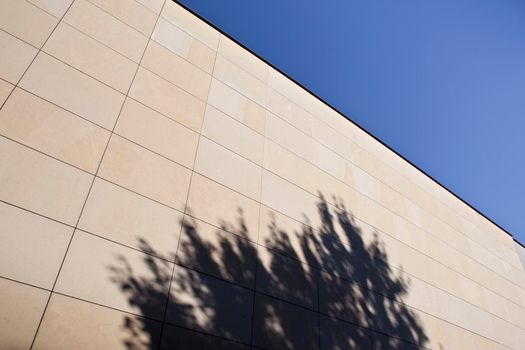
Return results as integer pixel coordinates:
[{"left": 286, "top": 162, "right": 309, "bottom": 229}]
[{"left": 174, "top": 0, "right": 520, "bottom": 244}]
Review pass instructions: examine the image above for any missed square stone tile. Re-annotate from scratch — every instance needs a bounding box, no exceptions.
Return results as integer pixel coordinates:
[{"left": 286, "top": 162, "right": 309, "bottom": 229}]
[
  {"left": 218, "top": 36, "right": 268, "bottom": 82},
  {"left": 252, "top": 293, "right": 319, "bottom": 350},
  {"left": 0, "top": 79, "right": 14, "bottom": 106},
  {"left": 258, "top": 205, "right": 322, "bottom": 267},
  {"left": 186, "top": 173, "right": 260, "bottom": 242},
  {"left": 88, "top": 0, "right": 157, "bottom": 36},
  {"left": 256, "top": 246, "right": 319, "bottom": 310},
  {"left": 261, "top": 170, "right": 320, "bottom": 229},
  {"left": 161, "top": 1, "right": 220, "bottom": 49},
  {"left": 265, "top": 112, "right": 313, "bottom": 162},
  {"left": 19, "top": 52, "right": 125, "bottom": 129},
  {"left": 44, "top": 22, "right": 137, "bottom": 93},
  {"left": 0, "top": 88, "right": 110, "bottom": 173},
  {"left": 201, "top": 105, "right": 264, "bottom": 165},
  {"left": 152, "top": 17, "right": 215, "bottom": 74},
  {"left": 64, "top": 0, "right": 148, "bottom": 63},
  {"left": 194, "top": 137, "right": 262, "bottom": 201},
  {"left": 0, "top": 137, "right": 93, "bottom": 225},
  {"left": 79, "top": 178, "right": 183, "bottom": 261},
  {"left": 98, "top": 135, "right": 191, "bottom": 211},
  {"left": 55, "top": 231, "right": 173, "bottom": 319},
  {"left": 115, "top": 98, "right": 199, "bottom": 169},
  {"left": 0, "top": 0, "right": 57, "bottom": 47},
  {"left": 267, "top": 88, "right": 312, "bottom": 135},
  {"left": 0, "top": 202, "right": 72, "bottom": 289},
  {"left": 167, "top": 265, "right": 254, "bottom": 343},
  {"left": 130, "top": 67, "right": 206, "bottom": 132},
  {"left": 213, "top": 55, "right": 267, "bottom": 107},
  {"left": 0, "top": 278, "right": 49, "bottom": 350},
  {"left": 0, "top": 30, "right": 38, "bottom": 84},
  {"left": 135, "top": 0, "right": 164, "bottom": 14},
  {"left": 176, "top": 216, "right": 257, "bottom": 288},
  {"left": 207, "top": 78, "right": 266, "bottom": 134},
  {"left": 318, "top": 272, "right": 368, "bottom": 327},
  {"left": 33, "top": 293, "right": 162, "bottom": 350},
  {"left": 141, "top": 40, "right": 211, "bottom": 100},
  {"left": 320, "top": 315, "right": 371, "bottom": 350},
  {"left": 27, "top": 0, "right": 73, "bottom": 18}
]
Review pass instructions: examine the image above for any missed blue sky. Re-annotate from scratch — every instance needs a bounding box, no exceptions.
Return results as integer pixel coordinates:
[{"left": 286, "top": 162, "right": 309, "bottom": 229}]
[{"left": 180, "top": 0, "right": 525, "bottom": 244}]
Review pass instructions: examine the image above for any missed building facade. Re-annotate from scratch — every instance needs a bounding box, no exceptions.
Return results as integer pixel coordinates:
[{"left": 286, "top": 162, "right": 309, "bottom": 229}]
[{"left": 1, "top": 0, "right": 525, "bottom": 349}]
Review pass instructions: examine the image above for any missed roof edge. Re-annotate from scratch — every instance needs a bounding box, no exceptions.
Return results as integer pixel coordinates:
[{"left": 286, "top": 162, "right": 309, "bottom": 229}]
[{"left": 175, "top": 1, "right": 520, "bottom": 245}]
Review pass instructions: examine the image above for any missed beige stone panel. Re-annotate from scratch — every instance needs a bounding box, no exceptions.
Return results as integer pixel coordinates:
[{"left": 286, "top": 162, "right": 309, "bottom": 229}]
[
  {"left": 399, "top": 220, "right": 430, "bottom": 256},
  {"left": 19, "top": 53, "right": 125, "bottom": 129},
  {"left": 0, "top": 79, "right": 13, "bottom": 106},
  {"left": 152, "top": 17, "right": 215, "bottom": 73},
  {"left": 404, "top": 197, "right": 424, "bottom": 229},
  {"left": 0, "top": 30, "right": 38, "bottom": 84},
  {"left": 0, "top": 0, "right": 57, "bottom": 47},
  {"left": 442, "top": 322, "right": 479, "bottom": 350},
  {"left": 27, "top": 0, "right": 73, "bottom": 18},
  {"left": 0, "top": 202, "right": 72, "bottom": 289},
  {"left": 256, "top": 246, "right": 318, "bottom": 309},
  {"left": 98, "top": 135, "right": 191, "bottom": 211},
  {"left": 33, "top": 293, "right": 162, "bottom": 350},
  {"left": 436, "top": 289, "right": 496, "bottom": 341},
  {"left": 352, "top": 191, "right": 396, "bottom": 239},
  {"left": 415, "top": 312, "right": 449, "bottom": 350},
  {"left": 0, "top": 88, "right": 110, "bottom": 173},
  {"left": 311, "top": 140, "right": 346, "bottom": 181},
  {"left": 207, "top": 78, "right": 266, "bottom": 134},
  {"left": 353, "top": 165, "right": 380, "bottom": 202},
  {"left": 457, "top": 271, "right": 488, "bottom": 310},
  {"left": 482, "top": 287, "right": 511, "bottom": 322},
  {"left": 400, "top": 275, "right": 441, "bottom": 317},
  {"left": 353, "top": 146, "right": 387, "bottom": 187},
  {"left": 135, "top": 0, "right": 164, "bottom": 14},
  {"left": 311, "top": 117, "right": 355, "bottom": 162},
  {"left": 267, "top": 67, "right": 314, "bottom": 114},
  {"left": 490, "top": 315, "right": 523, "bottom": 349},
  {"left": 265, "top": 112, "right": 313, "bottom": 162},
  {"left": 44, "top": 22, "right": 137, "bottom": 93},
  {"left": 396, "top": 243, "right": 436, "bottom": 287},
  {"left": 201, "top": 106, "right": 264, "bottom": 165},
  {"left": 88, "top": 0, "right": 157, "bottom": 36},
  {"left": 0, "top": 278, "right": 49, "bottom": 350},
  {"left": 194, "top": 137, "right": 262, "bottom": 201},
  {"left": 177, "top": 216, "right": 257, "bottom": 287},
  {"left": 78, "top": 178, "right": 183, "bottom": 261},
  {"left": 186, "top": 173, "right": 260, "bottom": 242},
  {"left": 218, "top": 36, "right": 268, "bottom": 82},
  {"left": 167, "top": 265, "right": 254, "bottom": 343},
  {"left": 141, "top": 40, "right": 211, "bottom": 100},
  {"left": 261, "top": 170, "right": 321, "bottom": 230},
  {"left": 505, "top": 299, "right": 525, "bottom": 328},
  {"left": 213, "top": 55, "right": 267, "bottom": 106},
  {"left": 162, "top": 1, "right": 220, "bottom": 49},
  {"left": 428, "top": 260, "right": 463, "bottom": 298},
  {"left": 258, "top": 205, "right": 322, "bottom": 267},
  {"left": 115, "top": 98, "right": 199, "bottom": 168},
  {"left": 0, "top": 137, "right": 93, "bottom": 225},
  {"left": 267, "top": 88, "right": 312, "bottom": 135},
  {"left": 263, "top": 140, "right": 356, "bottom": 212},
  {"left": 55, "top": 231, "right": 173, "bottom": 319},
  {"left": 130, "top": 67, "right": 205, "bottom": 132},
  {"left": 64, "top": 0, "right": 148, "bottom": 63},
  {"left": 263, "top": 140, "right": 318, "bottom": 195}
]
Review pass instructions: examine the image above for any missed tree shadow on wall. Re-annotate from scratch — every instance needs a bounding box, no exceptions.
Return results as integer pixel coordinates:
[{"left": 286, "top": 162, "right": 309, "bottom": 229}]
[{"left": 109, "top": 194, "right": 429, "bottom": 349}]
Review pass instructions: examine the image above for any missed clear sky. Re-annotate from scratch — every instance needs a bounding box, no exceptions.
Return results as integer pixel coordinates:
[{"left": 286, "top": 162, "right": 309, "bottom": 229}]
[{"left": 180, "top": 0, "right": 525, "bottom": 244}]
